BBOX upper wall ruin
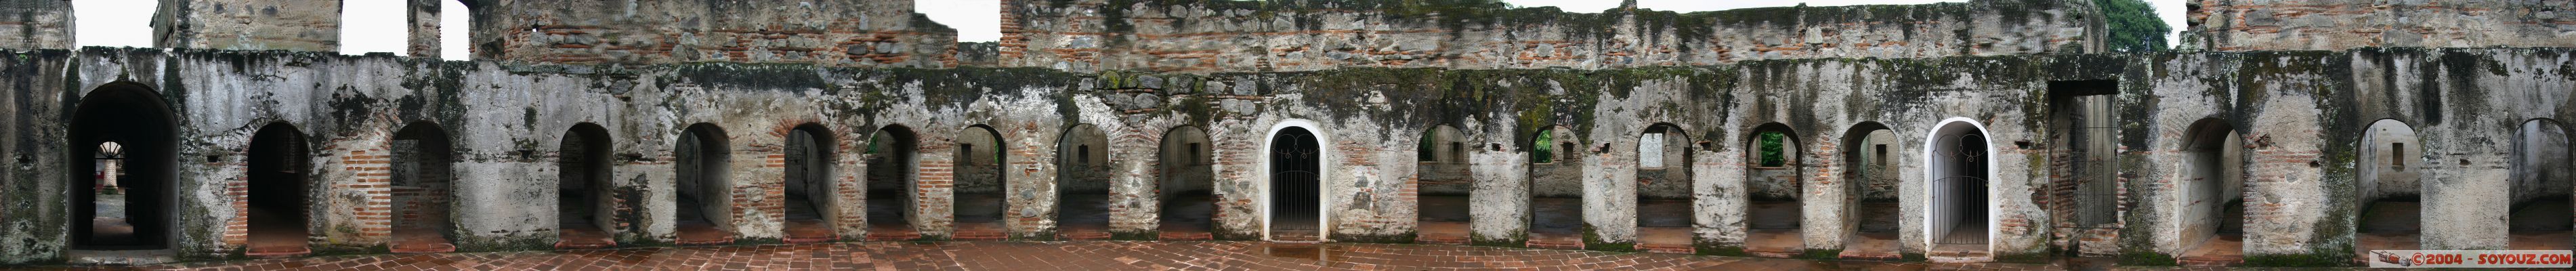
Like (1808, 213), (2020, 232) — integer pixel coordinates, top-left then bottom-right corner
(152, 0), (343, 51)
(1001, 0), (2106, 72)
(0, 1), (72, 50)
(2188, 0), (2576, 51)
(463, 0), (962, 68)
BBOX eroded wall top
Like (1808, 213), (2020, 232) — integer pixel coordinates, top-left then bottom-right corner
(2189, 0), (2576, 51)
(154, 0), (341, 51)
(1000, 0), (2105, 73)
(465, 0), (960, 68)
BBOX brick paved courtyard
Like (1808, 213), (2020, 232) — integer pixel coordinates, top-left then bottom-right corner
(3, 241), (2346, 270)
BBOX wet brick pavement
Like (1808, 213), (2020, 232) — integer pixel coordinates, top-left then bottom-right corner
(7, 241), (2359, 270)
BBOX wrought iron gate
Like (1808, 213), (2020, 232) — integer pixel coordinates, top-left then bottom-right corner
(1271, 128), (1322, 234)
(1934, 133), (1991, 245)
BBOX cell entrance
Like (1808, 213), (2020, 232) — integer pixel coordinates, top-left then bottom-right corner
(782, 125), (837, 243)
(1157, 126), (1217, 240)
(1634, 123), (1693, 251)
(1269, 127), (1322, 241)
(2510, 119), (2571, 250)
(2178, 120), (2246, 264)
(556, 123), (618, 249)
(953, 125), (1007, 238)
(1055, 125), (1112, 239)
(245, 123), (312, 257)
(1839, 123), (1901, 259)
(1527, 126), (1585, 248)
(2357, 119), (2422, 253)
(68, 85), (179, 254)
(672, 123), (735, 245)
(1928, 121), (1991, 255)
(864, 126), (921, 238)
(1744, 123), (1803, 255)
(387, 123), (456, 253)
(1416, 125), (1472, 244)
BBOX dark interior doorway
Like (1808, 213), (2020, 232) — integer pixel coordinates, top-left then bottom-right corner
(1269, 127), (1322, 241)
(245, 123), (311, 257)
(1416, 125), (1473, 244)
(2510, 119), (2571, 250)
(1157, 126), (1217, 240)
(672, 123), (734, 245)
(1634, 123), (1693, 251)
(1527, 126), (1584, 249)
(865, 125), (921, 239)
(1744, 123), (1803, 255)
(782, 124), (837, 243)
(953, 125), (1007, 238)
(1056, 125), (1113, 239)
(556, 123), (618, 249)
(68, 84), (179, 252)
(387, 122), (455, 253)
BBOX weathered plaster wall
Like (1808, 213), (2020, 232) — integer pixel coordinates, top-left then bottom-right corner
(1001, 0), (2103, 73)
(2188, 0), (2576, 51)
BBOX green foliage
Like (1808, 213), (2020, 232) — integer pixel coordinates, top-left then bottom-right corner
(1534, 131), (1555, 163)
(1420, 129), (1438, 161)
(2096, 0), (2170, 52)
(1756, 131), (1786, 167)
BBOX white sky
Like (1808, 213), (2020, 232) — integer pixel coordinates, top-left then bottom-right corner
(74, 1), (2188, 59)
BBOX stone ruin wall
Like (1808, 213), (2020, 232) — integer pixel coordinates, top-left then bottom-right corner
(0, 0), (2563, 268)
(2188, 0), (2576, 51)
(1000, 0), (2105, 72)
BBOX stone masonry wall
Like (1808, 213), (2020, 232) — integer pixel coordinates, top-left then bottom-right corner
(2188, 0), (2576, 51)
(0, 1), (72, 50)
(1001, 0), (2105, 73)
(152, 0), (341, 51)
(463, 0), (960, 68)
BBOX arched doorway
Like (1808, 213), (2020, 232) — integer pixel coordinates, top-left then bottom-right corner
(1157, 126), (1217, 240)
(67, 83), (180, 255)
(1744, 123), (1804, 256)
(1838, 123), (1901, 259)
(1527, 125), (1585, 249)
(1055, 124), (1113, 240)
(245, 123), (312, 257)
(1269, 126), (1324, 241)
(952, 125), (1008, 239)
(1635, 123), (1694, 252)
(1416, 125), (1473, 244)
(672, 123), (735, 245)
(2358, 119), (2422, 253)
(782, 124), (838, 243)
(2510, 119), (2571, 250)
(864, 125), (922, 240)
(555, 123), (618, 249)
(387, 122), (456, 253)
(1925, 118), (1993, 255)
(2177, 119), (2246, 264)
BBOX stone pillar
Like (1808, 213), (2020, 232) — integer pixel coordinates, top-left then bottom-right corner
(407, 0), (442, 58)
